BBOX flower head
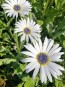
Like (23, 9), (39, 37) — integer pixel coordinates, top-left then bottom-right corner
(2, 0), (31, 18)
(21, 37), (64, 83)
(14, 18), (41, 43)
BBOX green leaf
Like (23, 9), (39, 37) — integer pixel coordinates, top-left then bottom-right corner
(0, 58), (16, 66)
(55, 0), (65, 9)
(2, 33), (10, 41)
(14, 64), (25, 74)
(17, 83), (24, 87)
(45, 8), (60, 24)
(0, 20), (6, 29)
(0, 46), (10, 57)
(37, 20), (43, 26)
(55, 79), (65, 87)
(63, 40), (65, 47)
(0, 30), (2, 38)
(24, 78), (35, 87)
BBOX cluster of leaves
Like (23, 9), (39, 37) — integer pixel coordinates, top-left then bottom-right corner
(0, 0), (65, 87)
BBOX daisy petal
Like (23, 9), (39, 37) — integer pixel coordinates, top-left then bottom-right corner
(21, 58), (36, 63)
(44, 66), (52, 82)
(40, 66), (47, 83)
(50, 52), (64, 56)
(26, 62), (38, 73)
(50, 62), (64, 71)
(25, 62), (35, 70)
(39, 39), (42, 52)
(49, 47), (62, 55)
(32, 65), (40, 79)
(43, 37), (48, 52)
(49, 62), (63, 76)
(20, 34), (25, 42)
(48, 44), (59, 54)
(48, 65), (58, 78)
(24, 44), (36, 54)
(46, 40), (54, 53)
(21, 51), (35, 57)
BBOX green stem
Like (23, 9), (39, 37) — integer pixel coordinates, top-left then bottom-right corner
(15, 18), (21, 53)
(7, 18), (13, 27)
(16, 17), (17, 22)
(42, 83), (46, 87)
(15, 34), (21, 53)
(4, 10), (8, 22)
(5, 17), (14, 41)
(42, 83), (43, 87)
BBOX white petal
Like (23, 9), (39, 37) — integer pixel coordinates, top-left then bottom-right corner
(5, 0), (13, 5)
(24, 44), (36, 55)
(49, 47), (62, 55)
(25, 62), (34, 70)
(26, 35), (29, 43)
(44, 66), (52, 82)
(26, 62), (38, 73)
(49, 62), (63, 76)
(50, 52), (64, 56)
(34, 41), (40, 53)
(29, 35), (36, 43)
(48, 65), (58, 78)
(32, 65), (40, 79)
(14, 28), (23, 33)
(39, 39), (42, 52)
(43, 37), (48, 52)
(46, 40), (54, 53)
(21, 51), (35, 57)
(40, 66), (47, 83)
(48, 44), (59, 54)
(50, 55), (63, 62)
(18, 32), (23, 36)
(21, 58), (36, 63)
(16, 12), (18, 18)
(49, 62), (64, 71)
(20, 34), (25, 42)
(32, 33), (41, 38)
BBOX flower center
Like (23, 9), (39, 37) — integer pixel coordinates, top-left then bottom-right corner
(24, 28), (31, 34)
(37, 53), (48, 64)
(13, 5), (21, 11)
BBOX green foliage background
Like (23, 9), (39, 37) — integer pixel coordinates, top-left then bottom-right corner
(0, 0), (65, 87)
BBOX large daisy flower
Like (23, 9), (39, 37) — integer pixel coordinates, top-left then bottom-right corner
(21, 37), (64, 83)
(2, 0), (31, 18)
(14, 18), (41, 43)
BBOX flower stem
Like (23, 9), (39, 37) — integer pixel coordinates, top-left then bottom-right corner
(15, 18), (21, 53)
(4, 10), (8, 22)
(15, 34), (20, 53)
(7, 18), (13, 27)
(42, 83), (46, 87)
(16, 17), (17, 22)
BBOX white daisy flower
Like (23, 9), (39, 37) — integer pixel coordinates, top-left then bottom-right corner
(21, 37), (64, 83)
(14, 18), (41, 43)
(2, 0), (31, 18)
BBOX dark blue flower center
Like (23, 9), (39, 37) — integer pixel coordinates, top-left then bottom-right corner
(24, 28), (31, 34)
(37, 53), (48, 64)
(14, 5), (20, 11)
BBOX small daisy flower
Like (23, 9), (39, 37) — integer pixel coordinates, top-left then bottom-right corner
(21, 37), (64, 83)
(14, 18), (41, 43)
(2, 0), (31, 18)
